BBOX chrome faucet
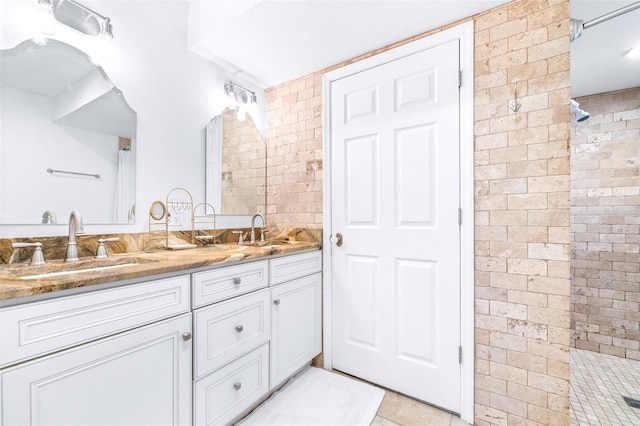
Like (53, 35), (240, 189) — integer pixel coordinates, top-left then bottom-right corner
(250, 213), (266, 243)
(64, 210), (85, 262)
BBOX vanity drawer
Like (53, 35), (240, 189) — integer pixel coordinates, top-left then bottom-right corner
(270, 250), (322, 286)
(194, 288), (270, 379)
(192, 260), (268, 308)
(194, 343), (269, 426)
(0, 275), (190, 368)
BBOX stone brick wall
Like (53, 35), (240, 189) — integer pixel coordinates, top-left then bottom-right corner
(570, 87), (640, 359)
(265, 0), (572, 424)
(473, 1), (571, 425)
(265, 76), (323, 226)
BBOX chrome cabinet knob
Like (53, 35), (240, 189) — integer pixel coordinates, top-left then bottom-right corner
(233, 277), (241, 285)
(273, 299), (281, 306)
(233, 382), (242, 391)
(235, 325), (244, 332)
(182, 332), (192, 341)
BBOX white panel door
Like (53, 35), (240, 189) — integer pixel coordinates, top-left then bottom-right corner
(331, 40), (461, 412)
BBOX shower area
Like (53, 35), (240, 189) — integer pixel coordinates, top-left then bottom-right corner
(569, 1), (640, 424)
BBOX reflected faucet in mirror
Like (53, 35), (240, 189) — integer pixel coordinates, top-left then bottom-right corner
(65, 210), (85, 262)
(250, 213), (266, 243)
(41, 210), (57, 224)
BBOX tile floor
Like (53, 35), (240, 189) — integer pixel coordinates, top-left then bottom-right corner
(570, 348), (640, 425)
(371, 391), (467, 426)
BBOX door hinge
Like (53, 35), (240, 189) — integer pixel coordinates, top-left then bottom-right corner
(458, 70), (462, 88)
(458, 208), (462, 226)
(459, 346), (462, 364)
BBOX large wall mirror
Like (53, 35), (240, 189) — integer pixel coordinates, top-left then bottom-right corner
(205, 108), (266, 216)
(0, 38), (136, 225)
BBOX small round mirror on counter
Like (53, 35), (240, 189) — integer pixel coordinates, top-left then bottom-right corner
(149, 201), (166, 221)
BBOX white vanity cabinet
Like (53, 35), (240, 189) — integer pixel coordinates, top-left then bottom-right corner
(0, 275), (192, 426)
(269, 251), (322, 389)
(192, 251), (322, 425)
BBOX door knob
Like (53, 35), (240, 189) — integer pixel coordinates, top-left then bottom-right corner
(330, 233), (343, 247)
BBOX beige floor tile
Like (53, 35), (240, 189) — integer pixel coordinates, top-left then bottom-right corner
(449, 415), (469, 426)
(376, 390), (454, 426)
(371, 415), (401, 426)
(570, 348), (640, 425)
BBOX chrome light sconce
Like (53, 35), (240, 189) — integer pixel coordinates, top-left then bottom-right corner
(224, 81), (257, 106)
(37, 0), (113, 38)
(224, 81), (257, 121)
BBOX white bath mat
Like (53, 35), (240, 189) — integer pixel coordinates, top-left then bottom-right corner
(237, 367), (384, 426)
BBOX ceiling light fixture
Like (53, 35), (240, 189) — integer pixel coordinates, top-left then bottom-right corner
(37, 0), (113, 38)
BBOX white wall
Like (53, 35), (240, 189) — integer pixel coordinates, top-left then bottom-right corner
(0, 0), (266, 237)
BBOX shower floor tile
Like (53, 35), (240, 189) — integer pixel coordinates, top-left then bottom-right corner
(571, 348), (640, 426)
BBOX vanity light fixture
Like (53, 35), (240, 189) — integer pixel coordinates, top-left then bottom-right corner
(37, 0), (113, 38)
(224, 81), (257, 106)
(224, 81), (256, 121)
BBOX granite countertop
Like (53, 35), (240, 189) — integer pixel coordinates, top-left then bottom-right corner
(0, 240), (321, 302)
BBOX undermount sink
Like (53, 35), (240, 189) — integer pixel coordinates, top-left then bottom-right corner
(197, 244), (248, 251)
(13, 257), (156, 280)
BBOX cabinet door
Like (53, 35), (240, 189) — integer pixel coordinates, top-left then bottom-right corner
(1, 313), (192, 426)
(270, 273), (322, 389)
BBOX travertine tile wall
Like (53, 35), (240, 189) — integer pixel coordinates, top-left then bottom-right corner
(570, 87), (640, 360)
(473, 1), (571, 424)
(265, 1), (571, 424)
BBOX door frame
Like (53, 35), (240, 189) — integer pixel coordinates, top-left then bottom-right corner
(321, 21), (475, 423)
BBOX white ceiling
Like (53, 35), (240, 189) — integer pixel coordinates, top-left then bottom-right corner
(187, 0), (511, 88)
(570, 1), (640, 98)
(187, 0), (640, 94)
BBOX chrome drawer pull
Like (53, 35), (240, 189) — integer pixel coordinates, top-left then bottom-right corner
(233, 277), (241, 285)
(233, 382), (242, 391)
(235, 325), (244, 332)
(182, 332), (192, 341)
(273, 299), (281, 306)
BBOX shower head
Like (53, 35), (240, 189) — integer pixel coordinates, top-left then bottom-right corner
(570, 99), (590, 122)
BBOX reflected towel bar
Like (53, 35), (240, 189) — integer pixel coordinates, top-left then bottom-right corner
(47, 168), (100, 179)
